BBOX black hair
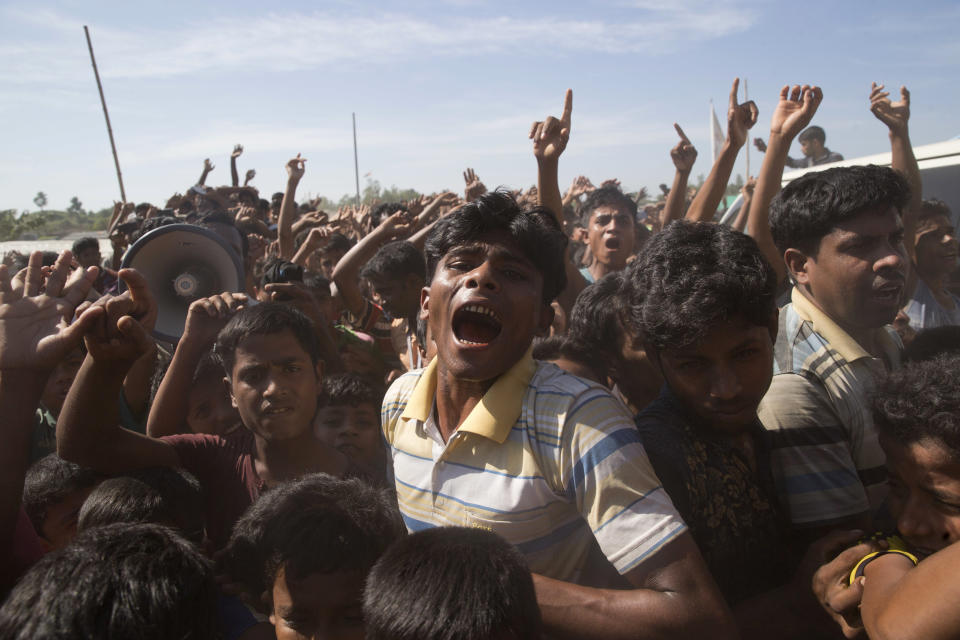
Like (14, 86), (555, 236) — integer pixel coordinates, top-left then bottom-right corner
(70, 237), (99, 255)
(322, 372), (383, 408)
(214, 302), (320, 376)
(371, 202), (408, 229)
(302, 270), (332, 294)
(873, 354), (960, 458)
(424, 190), (567, 304)
(904, 326), (960, 363)
(918, 198), (953, 225)
(360, 240), (426, 282)
(625, 220), (776, 352)
(580, 185), (638, 228)
(199, 211), (249, 258)
(40, 251), (59, 267)
(769, 165), (911, 255)
(320, 232), (353, 256)
(531, 336), (605, 381)
(223, 473), (405, 601)
(364, 527), (542, 640)
(0, 523), (218, 640)
(22, 454), (99, 536)
(568, 272), (628, 360)
(77, 467), (204, 544)
(797, 125), (826, 144)
(130, 215), (178, 244)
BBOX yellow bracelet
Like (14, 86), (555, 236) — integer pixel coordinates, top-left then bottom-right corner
(848, 549), (919, 585)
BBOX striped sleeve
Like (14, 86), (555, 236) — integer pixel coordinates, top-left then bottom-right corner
(758, 372), (870, 526)
(552, 387), (687, 574)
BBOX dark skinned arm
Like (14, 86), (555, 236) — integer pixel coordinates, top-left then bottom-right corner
(662, 124), (697, 228)
(278, 154), (306, 260)
(230, 144), (243, 187)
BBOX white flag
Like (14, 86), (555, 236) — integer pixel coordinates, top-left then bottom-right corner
(710, 101), (725, 163)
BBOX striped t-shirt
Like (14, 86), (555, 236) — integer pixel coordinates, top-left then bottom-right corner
(758, 288), (901, 528)
(381, 351), (686, 587)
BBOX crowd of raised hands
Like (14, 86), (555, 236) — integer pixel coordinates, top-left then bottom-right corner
(1, 74), (955, 640)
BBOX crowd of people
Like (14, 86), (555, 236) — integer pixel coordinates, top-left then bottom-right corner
(0, 77), (958, 640)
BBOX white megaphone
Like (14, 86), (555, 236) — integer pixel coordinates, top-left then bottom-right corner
(119, 224), (245, 343)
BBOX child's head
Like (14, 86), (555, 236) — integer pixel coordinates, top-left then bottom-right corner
(579, 185), (637, 271)
(215, 303), (323, 442)
(531, 335), (604, 383)
(22, 454), (99, 551)
(318, 233), (353, 280)
(77, 467), (205, 545)
(39, 345), (85, 418)
(315, 373), (385, 474)
(186, 351), (241, 435)
(873, 354), (960, 557)
(625, 220), (777, 430)
(364, 527), (542, 640)
(224, 474), (404, 638)
(422, 191), (567, 382)
(360, 240), (425, 320)
(0, 523), (218, 640)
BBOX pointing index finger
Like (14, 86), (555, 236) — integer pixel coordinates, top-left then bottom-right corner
(561, 89), (573, 125)
(729, 77), (740, 109)
(674, 123), (691, 144)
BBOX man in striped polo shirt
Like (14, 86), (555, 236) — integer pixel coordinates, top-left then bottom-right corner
(381, 191), (735, 639)
(758, 165), (913, 543)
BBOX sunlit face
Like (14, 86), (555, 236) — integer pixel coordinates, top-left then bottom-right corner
(656, 316), (775, 433)
(423, 232), (553, 385)
(793, 206), (907, 332)
(229, 331), (323, 442)
(915, 214), (959, 278)
(587, 205), (635, 270)
(882, 436), (960, 558)
(271, 566), (366, 640)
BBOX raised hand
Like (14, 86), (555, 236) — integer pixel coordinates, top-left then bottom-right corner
(0, 251), (100, 371)
(291, 211), (328, 234)
(405, 194), (428, 218)
(753, 138), (768, 153)
(600, 178), (621, 190)
(741, 175), (757, 199)
(463, 168), (487, 202)
(82, 269), (158, 367)
(378, 210), (416, 240)
(568, 175), (596, 198)
(670, 124), (698, 173)
(285, 154), (307, 181)
(769, 84), (823, 140)
(530, 89), (573, 162)
(727, 78), (759, 148)
(231, 144), (244, 159)
(244, 169), (256, 186)
(203, 158), (215, 172)
(183, 292), (248, 348)
(870, 82), (910, 135)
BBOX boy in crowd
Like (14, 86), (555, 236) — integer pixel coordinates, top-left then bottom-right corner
(382, 191), (735, 639)
(224, 474), (405, 639)
(30, 345), (84, 462)
(364, 527), (542, 640)
(22, 454), (99, 552)
(0, 523), (219, 640)
(56, 270), (354, 549)
(576, 185), (637, 284)
(903, 199), (960, 329)
(627, 220), (792, 606)
(820, 355), (960, 639)
(314, 373), (386, 481)
(754, 125), (843, 168)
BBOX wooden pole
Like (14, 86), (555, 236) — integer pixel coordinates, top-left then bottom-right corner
(352, 113), (361, 206)
(84, 26), (127, 205)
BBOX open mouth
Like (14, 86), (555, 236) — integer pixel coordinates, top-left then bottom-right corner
(262, 406), (292, 416)
(874, 283), (903, 303)
(604, 237), (621, 250)
(452, 303), (503, 346)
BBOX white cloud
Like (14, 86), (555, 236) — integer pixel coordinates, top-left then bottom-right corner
(0, 4), (757, 84)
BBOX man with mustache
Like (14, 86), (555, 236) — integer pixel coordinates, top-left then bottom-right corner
(758, 162), (912, 544)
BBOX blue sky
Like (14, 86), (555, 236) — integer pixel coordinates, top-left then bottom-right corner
(2, 0), (958, 213)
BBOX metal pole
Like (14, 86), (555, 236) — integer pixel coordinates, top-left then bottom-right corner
(352, 113), (361, 206)
(743, 78), (750, 178)
(83, 26), (126, 204)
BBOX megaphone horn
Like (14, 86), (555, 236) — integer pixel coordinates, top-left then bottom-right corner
(119, 223), (245, 344)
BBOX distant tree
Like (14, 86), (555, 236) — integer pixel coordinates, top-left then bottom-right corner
(67, 196), (84, 215)
(33, 192), (47, 211)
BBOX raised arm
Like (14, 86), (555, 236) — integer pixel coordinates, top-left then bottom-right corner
(198, 158), (214, 186)
(871, 83), (920, 261)
(331, 210), (414, 317)
(278, 154), (306, 260)
(230, 144), (243, 187)
(662, 124), (698, 228)
(748, 84), (823, 283)
(0, 251), (100, 587)
(146, 292), (248, 438)
(530, 89), (588, 312)
(731, 176), (756, 232)
(57, 269), (180, 474)
(243, 168), (256, 187)
(686, 78), (758, 222)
